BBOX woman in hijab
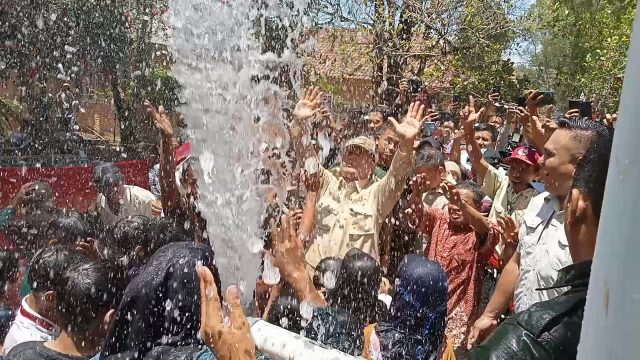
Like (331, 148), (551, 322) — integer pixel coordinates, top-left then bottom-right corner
(101, 242), (221, 360)
(366, 254), (449, 360)
(304, 248), (382, 356)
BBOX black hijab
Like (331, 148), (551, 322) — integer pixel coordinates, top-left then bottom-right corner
(376, 254), (448, 360)
(305, 249), (382, 356)
(102, 242), (221, 360)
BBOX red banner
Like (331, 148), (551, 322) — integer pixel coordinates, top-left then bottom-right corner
(0, 158), (157, 211)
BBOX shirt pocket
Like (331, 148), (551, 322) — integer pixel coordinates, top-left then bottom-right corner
(316, 200), (338, 234)
(348, 205), (376, 244)
(545, 221), (570, 271)
(519, 214), (543, 255)
(537, 223), (570, 285)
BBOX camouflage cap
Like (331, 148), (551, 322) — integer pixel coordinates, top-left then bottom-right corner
(342, 136), (376, 156)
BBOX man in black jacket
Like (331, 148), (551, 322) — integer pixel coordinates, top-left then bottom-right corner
(472, 120), (614, 359)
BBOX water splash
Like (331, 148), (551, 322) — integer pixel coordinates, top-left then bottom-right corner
(168, 0), (307, 301)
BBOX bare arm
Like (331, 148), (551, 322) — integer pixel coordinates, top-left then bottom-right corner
(526, 115), (547, 153)
(375, 148), (414, 219)
(485, 250), (519, 317)
(449, 134), (464, 165)
(298, 190), (317, 247)
(145, 101), (180, 212)
(463, 111), (491, 183)
(290, 87), (323, 167)
(272, 215), (326, 307)
(375, 102), (426, 219)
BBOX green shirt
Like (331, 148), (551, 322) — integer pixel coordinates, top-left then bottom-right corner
(374, 166), (388, 180)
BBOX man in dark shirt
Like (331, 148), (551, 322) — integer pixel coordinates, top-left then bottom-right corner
(472, 119), (613, 359)
(7, 257), (121, 360)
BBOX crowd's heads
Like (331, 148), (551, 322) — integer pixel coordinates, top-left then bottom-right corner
(100, 216), (190, 279)
(473, 123), (497, 150)
(488, 115), (504, 129)
(55, 260), (121, 336)
(473, 123), (498, 149)
(102, 242), (220, 359)
(28, 246), (86, 318)
(93, 162), (125, 202)
(376, 125), (399, 169)
(416, 137), (443, 153)
(101, 216), (152, 263)
(543, 117), (610, 198)
(565, 120), (614, 262)
(313, 256), (342, 291)
(504, 146), (540, 193)
(448, 181), (485, 226)
(327, 248), (381, 327)
(45, 211), (91, 246)
(341, 136), (377, 181)
(266, 285), (303, 333)
(414, 147), (446, 191)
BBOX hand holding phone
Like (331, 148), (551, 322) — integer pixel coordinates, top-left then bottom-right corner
(568, 99), (592, 118)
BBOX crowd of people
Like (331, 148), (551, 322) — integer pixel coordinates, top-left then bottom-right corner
(0, 78), (617, 360)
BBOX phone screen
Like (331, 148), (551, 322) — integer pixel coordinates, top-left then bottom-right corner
(422, 122), (437, 137)
(539, 91), (555, 106)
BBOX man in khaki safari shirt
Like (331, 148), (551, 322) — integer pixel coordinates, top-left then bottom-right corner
(305, 102), (426, 269)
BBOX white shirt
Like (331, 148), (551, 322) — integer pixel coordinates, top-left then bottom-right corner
(97, 185), (157, 226)
(513, 192), (573, 313)
(3, 296), (60, 356)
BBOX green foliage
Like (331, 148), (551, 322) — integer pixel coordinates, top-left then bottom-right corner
(524, 0), (635, 112)
(310, 0), (530, 104)
(127, 67), (183, 113)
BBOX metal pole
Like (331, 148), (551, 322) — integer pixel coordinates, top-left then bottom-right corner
(578, 2), (640, 359)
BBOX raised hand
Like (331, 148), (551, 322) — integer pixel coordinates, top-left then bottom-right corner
(496, 214), (519, 246)
(605, 113), (617, 126)
(506, 107), (519, 125)
(515, 107), (530, 127)
(271, 215), (306, 278)
(463, 106), (485, 133)
(441, 182), (462, 206)
(423, 110), (441, 124)
(9, 182), (37, 208)
(75, 239), (102, 261)
(388, 101), (426, 151)
(525, 91), (544, 115)
(293, 87), (323, 121)
(144, 100), (173, 137)
(399, 78), (409, 95)
(197, 265), (256, 360)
